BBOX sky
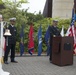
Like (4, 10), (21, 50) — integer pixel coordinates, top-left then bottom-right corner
(20, 0), (46, 14)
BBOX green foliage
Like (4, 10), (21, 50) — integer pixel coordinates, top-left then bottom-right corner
(26, 13), (44, 24)
(18, 0), (28, 4)
(0, 0), (3, 4)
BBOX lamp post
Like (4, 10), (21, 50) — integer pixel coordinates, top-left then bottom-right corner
(0, 15), (10, 75)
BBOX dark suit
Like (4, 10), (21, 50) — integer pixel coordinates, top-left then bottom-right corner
(4, 24), (17, 62)
(49, 26), (60, 61)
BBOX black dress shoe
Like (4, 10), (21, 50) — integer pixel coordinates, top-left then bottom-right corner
(4, 61), (9, 64)
(11, 60), (18, 63)
(49, 58), (52, 63)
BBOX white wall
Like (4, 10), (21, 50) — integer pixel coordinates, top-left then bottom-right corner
(52, 0), (74, 19)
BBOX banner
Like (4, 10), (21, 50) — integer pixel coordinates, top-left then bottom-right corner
(60, 25), (64, 37)
(28, 25), (34, 55)
(38, 25), (42, 56)
(20, 25), (24, 56)
(66, 8), (76, 54)
(44, 25), (50, 56)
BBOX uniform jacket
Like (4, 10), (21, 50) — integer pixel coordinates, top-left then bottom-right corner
(50, 25), (60, 45)
(7, 25), (17, 44)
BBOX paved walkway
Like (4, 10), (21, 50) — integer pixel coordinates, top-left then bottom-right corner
(2, 56), (76, 75)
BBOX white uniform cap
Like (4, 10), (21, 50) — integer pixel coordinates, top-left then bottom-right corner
(9, 17), (16, 21)
(53, 20), (58, 22)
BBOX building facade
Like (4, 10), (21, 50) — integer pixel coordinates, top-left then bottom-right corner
(43, 0), (74, 19)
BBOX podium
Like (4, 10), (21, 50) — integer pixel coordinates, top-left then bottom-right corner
(52, 36), (74, 66)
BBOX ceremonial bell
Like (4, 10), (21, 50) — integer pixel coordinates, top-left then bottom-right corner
(4, 29), (11, 36)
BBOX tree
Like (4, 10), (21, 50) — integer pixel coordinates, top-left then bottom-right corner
(0, 0), (3, 4)
(0, 0), (28, 51)
(0, 0), (28, 23)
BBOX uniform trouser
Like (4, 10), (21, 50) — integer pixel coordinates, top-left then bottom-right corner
(4, 44), (16, 62)
(49, 46), (52, 61)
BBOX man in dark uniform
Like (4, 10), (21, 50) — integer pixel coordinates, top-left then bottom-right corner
(4, 18), (18, 64)
(49, 20), (60, 62)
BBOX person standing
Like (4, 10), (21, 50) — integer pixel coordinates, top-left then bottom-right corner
(4, 17), (18, 64)
(49, 20), (60, 62)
